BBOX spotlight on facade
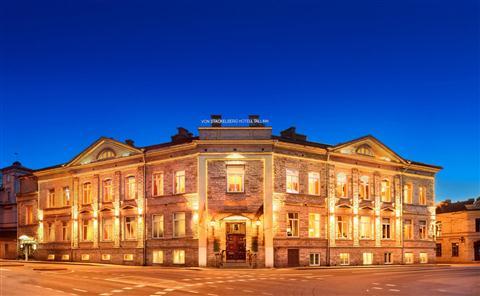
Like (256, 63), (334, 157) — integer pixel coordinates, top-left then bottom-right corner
(210, 220), (216, 228)
(256, 220), (261, 226)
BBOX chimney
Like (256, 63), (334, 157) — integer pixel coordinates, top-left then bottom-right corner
(125, 139), (135, 147)
(248, 115), (264, 127)
(280, 127), (307, 142)
(211, 114), (222, 127)
(171, 127), (193, 143)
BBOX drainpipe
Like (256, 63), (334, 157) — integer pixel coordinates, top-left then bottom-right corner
(400, 161), (412, 265)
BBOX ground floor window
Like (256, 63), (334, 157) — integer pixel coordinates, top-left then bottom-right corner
(124, 254), (134, 261)
(101, 254), (111, 261)
(61, 254), (69, 261)
(173, 249), (185, 264)
(363, 252), (373, 265)
(153, 250), (164, 264)
(309, 253), (320, 266)
(47, 254), (55, 260)
(384, 252), (392, 264)
(339, 253), (349, 265)
(419, 253), (428, 263)
(436, 243), (442, 257)
(81, 254), (90, 261)
(452, 243), (459, 257)
(404, 253), (413, 264)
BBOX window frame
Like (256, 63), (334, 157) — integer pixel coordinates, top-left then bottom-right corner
(152, 172), (164, 197)
(336, 216), (349, 239)
(452, 242), (459, 257)
(226, 166), (245, 193)
(359, 216), (372, 239)
(125, 176), (136, 200)
(403, 219), (413, 240)
(339, 253), (350, 265)
(82, 182), (92, 205)
(286, 169), (299, 194)
(152, 250), (164, 264)
(152, 214), (164, 238)
(102, 179), (113, 202)
(173, 249), (186, 264)
(62, 186), (70, 206)
(363, 252), (373, 265)
(47, 189), (56, 208)
(384, 252), (393, 264)
(25, 205), (34, 225)
(286, 212), (299, 237)
(124, 216), (137, 240)
(309, 253), (320, 266)
(403, 183), (413, 204)
(173, 212), (186, 238)
(381, 179), (391, 202)
(335, 172), (348, 198)
(102, 217), (113, 241)
(359, 175), (370, 200)
(382, 218), (391, 239)
(419, 220), (427, 240)
(419, 186), (427, 205)
(307, 172), (320, 195)
(174, 170), (186, 194)
(308, 213), (321, 238)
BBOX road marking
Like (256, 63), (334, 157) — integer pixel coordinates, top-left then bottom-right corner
(386, 284), (396, 287)
(73, 288), (88, 293)
(164, 288), (175, 291)
(372, 287), (383, 290)
(111, 290), (124, 293)
(389, 289), (400, 292)
(122, 287), (132, 290)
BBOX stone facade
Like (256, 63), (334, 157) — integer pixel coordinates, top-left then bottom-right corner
(15, 120), (442, 267)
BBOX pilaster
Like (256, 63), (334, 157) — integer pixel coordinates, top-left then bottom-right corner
(327, 164), (336, 248)
(352, 168), (359, 246)
(374, 172), (381, 247)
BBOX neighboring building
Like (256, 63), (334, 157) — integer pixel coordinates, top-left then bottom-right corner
(0, 162), (32, 258)
(16, 116), (442, 267)
(435, 198), (480, 262)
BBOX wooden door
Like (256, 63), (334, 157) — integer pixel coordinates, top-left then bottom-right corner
(474, 241), (480, 261)
(287, 249), (300, 267)
(226, 234), (246, 261)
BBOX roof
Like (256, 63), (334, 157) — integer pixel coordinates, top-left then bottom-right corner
(436, 197), (480, 214)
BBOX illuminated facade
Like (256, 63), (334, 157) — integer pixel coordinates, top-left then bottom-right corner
(17, 117), (442, 267)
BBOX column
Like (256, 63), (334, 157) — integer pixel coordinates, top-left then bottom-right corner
(92, 175), (99, 248)
(136, 166), (145, 248)
(394, 175), (402, 247)
(263, 155), (274, 268)
(374, 172), (381, 247)
(352, 168), (359, 247)
(113, 171), (121, 248)
(327, 164), (336, 248)
(72, 177), (79, 248)
(198, 156), (208, 267)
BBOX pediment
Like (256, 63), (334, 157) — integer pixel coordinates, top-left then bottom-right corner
(331, 135), (406, 164)
(67, 137), (142, 167)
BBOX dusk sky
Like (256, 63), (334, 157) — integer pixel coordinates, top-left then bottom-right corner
(1, 0), (478, 201)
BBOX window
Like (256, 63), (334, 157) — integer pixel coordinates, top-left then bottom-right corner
(152, 173), (164, 196)
(359, 176), (369, 199)
(25, 205), (33, 225)
(419, 186), (427, 205)
(124, 254), (134, 261)
(356, 144), (374, 156)
(286, 169), (299, 194)
(152, 215), (164, 238)
(61, 254), (70, 261)
(125, 176), (136, 200)
(97, 149), (115, 160)
(308, 172), (320, 195)
(404, 253), (413, 264)
(384, 252), (393, 264)
(403, 183), (413, 204)
(359, 216), (372, 239)
(382, 218), (391, 239)
(436, 243), (442, 257)
(476, 218), (480, 232)
(381, 179), (391, 202)
(124, 216), (137, 240)
(363, 252), (373, 265)
(153, 250), (164, 264)
(47, 254), (55, 260)
(452, 243), (459, 257)
(419, 220), (427, 240)
(404, 219), (413, 240)
(436, 221), (442, 237)
(173, 212), (186, 237)
(61, 222), (70, 241)
(308, 213), (321, 238)
(173, 249), (185, 264)
(81, 254), (90, 261)
(174, 171), (186, 194)
(48, 189), (55, 208)
(286, 213), (299, 237)
(82, 183), (92, 204)
(339, 253), (349, 265)
(419, 253), (428, 263)
(227, 166), (244, 192)
(102, 254), (111, 261)
(102, 218), (113, 241)
(103, 179), (113, 202)
(82, 219), (93, 241)
(47, 222), (55, 242)
(336, 216), (349, 239)
(335, 173), (347, 198)
(309, 253), (320, 266)
(62, 187), (70, 206)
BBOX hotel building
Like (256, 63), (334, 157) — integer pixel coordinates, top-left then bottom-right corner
(16, 116), (442, 267)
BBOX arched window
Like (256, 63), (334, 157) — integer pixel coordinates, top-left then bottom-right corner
(97, 149), (116, 161)
(336, 173), (348, 198)
(356, 144), (374, 157)
(381, 179), (391, 202)
(359, 175), (369, 200)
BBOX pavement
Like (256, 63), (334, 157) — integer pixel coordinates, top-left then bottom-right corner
(0, 262), (479, 296)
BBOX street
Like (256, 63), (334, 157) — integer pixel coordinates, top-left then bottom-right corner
(0, 263), (478, 296)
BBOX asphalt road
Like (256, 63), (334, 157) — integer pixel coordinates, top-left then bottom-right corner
(0, 262), (479, 296)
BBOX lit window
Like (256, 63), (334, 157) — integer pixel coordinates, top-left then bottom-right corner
(403, 219), (413, 240)
(308, 172), (320, 195)
(125, 176), (136, 200)
(62, 222), (70, 241)
(81, 254), (90, 261)
(308, 213), (321, 238)
(48, 189), (56, 208)
(152, 215), (164, 238)
(359, 216), (372, 239)
(336, 216), (349, 239)
(381, 179), (391, 202)
(61, 254), (70, 261)
(152, 173), (164, 196)
(384, 252), (393, 264)
(336, 173), (348, 198)
(419, 186), (427, 205)
(123, 254), (134, 261)
(419, 220), (427, 240)
(82, 219), (93, 241)
(359, 176), (369, 199)
(309, 253), (320, 266)
(452, 243), (459, 257)
(287, 213), (299, 237)
(173, 212), (186, 237)
(435, 221), (442, 237)
(173, 249), (185, 264)
(339, 253), (349, 265)
(97, 149), (116, 160)
(102, 217), (113, 241)
(404, 253), (413, 264)
(403, 183), (413, 204)
(419, 253), (428, 263)
(286, 169), (299, 194)
(124, 216), (137, 240)
(103, 179), (113, 202)
(47, 254), (55, 260)
(62, 187), (70, 206)
(227, 166), (244, 193)
(356, 144), (374, 156)
(174, 171), (186, 194)
(25, 205), (33, 225)
(363, 252), (373, 265)
(153, 250), (164, 264)
(382, 218), (391, 239)
(82, 183), (92, 204)
(102, 254), (111, 261)
(47, 222), (55, 242)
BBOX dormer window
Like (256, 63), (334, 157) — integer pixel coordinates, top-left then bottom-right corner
(97, 149), (116, 161)
(356, 144), (374, 157)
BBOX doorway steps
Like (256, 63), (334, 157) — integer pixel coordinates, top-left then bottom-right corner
(221, 262), (251, 269)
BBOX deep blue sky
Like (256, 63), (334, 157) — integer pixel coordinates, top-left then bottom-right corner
(1, 0), (478, 201)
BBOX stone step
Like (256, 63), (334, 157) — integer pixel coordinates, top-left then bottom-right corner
(222, 262), (251, 269)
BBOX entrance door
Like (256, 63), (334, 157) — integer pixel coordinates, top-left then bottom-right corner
(226, 222), (246, 261)
(288, 249), (300, 267)
(474, 241), (480, 261)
